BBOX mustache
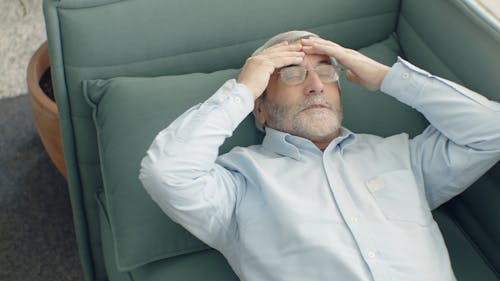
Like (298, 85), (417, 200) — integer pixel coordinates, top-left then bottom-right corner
(298, 95), (333, 112)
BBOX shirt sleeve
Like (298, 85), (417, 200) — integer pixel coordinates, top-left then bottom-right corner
(380, 57), (500, 210)
(138, 79), (254, 250)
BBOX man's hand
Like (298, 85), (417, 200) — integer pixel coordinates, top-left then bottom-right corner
(301, 37), (390, 91)
(237, 42), (305, 99)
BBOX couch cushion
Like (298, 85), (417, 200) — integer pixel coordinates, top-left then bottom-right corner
(83, 35), (426, 271)
(84, 68), (265, 270)
(433, 205), (500, 281)
(96, 190), (239, 281)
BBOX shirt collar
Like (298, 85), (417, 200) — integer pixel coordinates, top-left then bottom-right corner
(261, 127), (357, 160)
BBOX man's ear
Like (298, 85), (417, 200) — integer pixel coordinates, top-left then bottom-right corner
(253, 97), (267, 125)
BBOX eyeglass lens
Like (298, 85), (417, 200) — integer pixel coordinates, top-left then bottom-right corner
(279, 64), (339, 85)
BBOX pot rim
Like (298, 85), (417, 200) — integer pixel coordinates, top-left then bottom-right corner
(27, 41), (57, 113)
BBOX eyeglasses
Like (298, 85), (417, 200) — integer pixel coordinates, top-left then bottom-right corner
(277, 64), (340, 86)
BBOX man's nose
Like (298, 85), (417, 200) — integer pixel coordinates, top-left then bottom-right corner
(304, 70), (324, 95)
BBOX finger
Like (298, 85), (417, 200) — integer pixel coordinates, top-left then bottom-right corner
(302, 42), (346, 61)
(264, 51), (306, 62)
(300, 37), (348, 57)
(262, 42), (303, 54)
(265, 44), (303, 55)
(263, 51), (305, 59)
(265, 41), (288, 50)
(269, 55), (305, 69)
(257, 41), (288, 55)
(345, 69), (359, 82)
(302, 41), (359, 69)
(301, 37), (342, 48)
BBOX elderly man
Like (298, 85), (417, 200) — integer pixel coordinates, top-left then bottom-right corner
(139, 31), (500, 281)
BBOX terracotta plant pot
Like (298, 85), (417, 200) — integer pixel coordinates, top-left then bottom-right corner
(27, 41), (67, 179)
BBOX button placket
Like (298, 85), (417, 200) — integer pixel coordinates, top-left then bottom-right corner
(324, 153), (381, 268)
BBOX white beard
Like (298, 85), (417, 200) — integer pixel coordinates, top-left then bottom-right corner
(263, 94), (343, 141)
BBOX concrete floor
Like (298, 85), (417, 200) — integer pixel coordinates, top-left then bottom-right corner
(0, 94), (84, 281)
(0, 0), (46, 99)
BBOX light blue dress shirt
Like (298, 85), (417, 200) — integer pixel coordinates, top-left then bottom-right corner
(139, 57), (500, 281)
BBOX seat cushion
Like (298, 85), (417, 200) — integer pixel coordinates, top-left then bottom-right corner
(96, 190), (239, 281)
(83, 34), (426, 272)
(433, 205), (500, 281)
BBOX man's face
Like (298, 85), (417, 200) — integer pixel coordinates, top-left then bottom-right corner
(256, 53), (343, 144)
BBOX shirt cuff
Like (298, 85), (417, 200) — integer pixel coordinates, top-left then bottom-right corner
(381, 57), (498, 111)
(380, 56), (430, 106)
(205, 79), (255, 130)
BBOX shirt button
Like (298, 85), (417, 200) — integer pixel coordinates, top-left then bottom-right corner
(368, 251), (376, 259)
(402, 72), (410, 80)
(350, 217), (358, 223)
(233, 96), (241, 103)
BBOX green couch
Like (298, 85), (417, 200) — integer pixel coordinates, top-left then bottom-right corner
(43, 0), (500, 280)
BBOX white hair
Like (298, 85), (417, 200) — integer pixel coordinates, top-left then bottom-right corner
(251, 30), (340, 132)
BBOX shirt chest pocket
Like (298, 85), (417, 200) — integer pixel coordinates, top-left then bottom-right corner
(366, 170), (433, 226)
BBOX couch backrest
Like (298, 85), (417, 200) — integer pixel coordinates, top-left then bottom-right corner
(398, 0), (500, 101)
